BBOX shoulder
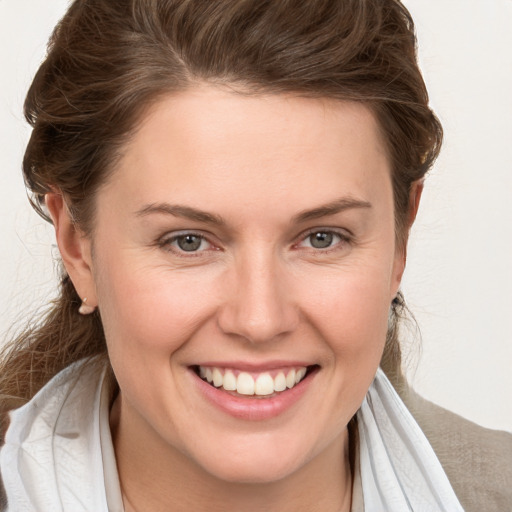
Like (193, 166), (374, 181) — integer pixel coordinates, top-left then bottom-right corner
(0, 357), (109, 511)
(403, 388), (512, 512)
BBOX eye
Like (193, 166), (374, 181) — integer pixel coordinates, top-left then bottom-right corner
(297, 230), (349, 250)
(308, 231), (335, 249)
(159, 232), (213, 254)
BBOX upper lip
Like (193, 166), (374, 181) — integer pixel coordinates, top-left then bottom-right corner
(191, 360), (315, 372)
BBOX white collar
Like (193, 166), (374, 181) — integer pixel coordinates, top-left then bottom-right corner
(355, 368), (464, 511)
(0, 360), (123, 512)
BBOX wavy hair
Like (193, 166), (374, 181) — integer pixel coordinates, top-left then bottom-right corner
(0, 0), (442, 436)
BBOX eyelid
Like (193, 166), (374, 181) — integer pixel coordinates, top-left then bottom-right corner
(157, 230), (218, 255)
(156, 227), (352, 256)
(294, 227), (353, 249)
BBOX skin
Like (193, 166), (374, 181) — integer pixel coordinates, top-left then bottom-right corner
(47, 87), (413, 512)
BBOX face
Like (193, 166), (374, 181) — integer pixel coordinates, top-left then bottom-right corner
(82, 87), (403, 483)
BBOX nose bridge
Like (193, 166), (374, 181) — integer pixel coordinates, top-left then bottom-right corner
(217, 246), (298, 344)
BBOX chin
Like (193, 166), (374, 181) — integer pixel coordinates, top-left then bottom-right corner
(183, 430), (326, 486)
(200, 456), (303, 485)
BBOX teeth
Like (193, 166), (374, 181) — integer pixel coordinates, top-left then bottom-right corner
(255, 373), (274, 395)
(197, 366), (309, 396)
(286, 369), (296, 389)
(223, 370), (237, 391)
(212, 368), (223, 387)
(295, 367), (307, 384)
(274, 372), (286, 392)
(237, 372), (255, 395)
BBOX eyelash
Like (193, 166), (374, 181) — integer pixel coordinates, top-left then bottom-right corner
(295, 228), (352, 253)
(157, 228), (352, 257)
(158, 231), (216, 257)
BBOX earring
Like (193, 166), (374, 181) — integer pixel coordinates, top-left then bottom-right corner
(78, 297), (96, 315)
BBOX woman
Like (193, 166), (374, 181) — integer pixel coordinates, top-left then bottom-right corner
(0, 1), (510, 511)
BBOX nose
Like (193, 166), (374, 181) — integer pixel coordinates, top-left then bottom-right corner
(216, 251), (299, 344)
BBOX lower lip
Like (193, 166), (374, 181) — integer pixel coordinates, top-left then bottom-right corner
(190, 368), (317, 421)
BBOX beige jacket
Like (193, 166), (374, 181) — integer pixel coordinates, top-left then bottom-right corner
(401, 388), (512, 511)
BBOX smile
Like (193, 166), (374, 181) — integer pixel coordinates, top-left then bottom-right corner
(197, 366), (309, 397)
(190, 363), (319, 420)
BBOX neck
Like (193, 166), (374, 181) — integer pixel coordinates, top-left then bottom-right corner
(111, 396), (353, 512)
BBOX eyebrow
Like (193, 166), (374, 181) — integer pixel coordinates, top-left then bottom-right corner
(135, 203), (225, 225)
(292, 197), (372, 223)
(134, 196), (372, 225)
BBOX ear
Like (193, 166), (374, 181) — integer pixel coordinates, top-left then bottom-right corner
(45, 192), (97, 307)
(391, 180), (424, 297)
(408, 179), (424, 227)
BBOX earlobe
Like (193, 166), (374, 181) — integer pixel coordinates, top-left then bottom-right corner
(45, 192), (97, 308)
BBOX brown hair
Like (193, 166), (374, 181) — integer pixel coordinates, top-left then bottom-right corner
(0, 0), (442, 432)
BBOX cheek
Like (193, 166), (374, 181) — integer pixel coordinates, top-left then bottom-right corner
(298, 264), (392, 382)
(302, 264), (392, 340)
(94, 250), (217, 358)
(93, 255), (219, 423)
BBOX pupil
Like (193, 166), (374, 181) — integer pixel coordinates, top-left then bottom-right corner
(177, 235), (202, 251)
(311, 232), (333, 249)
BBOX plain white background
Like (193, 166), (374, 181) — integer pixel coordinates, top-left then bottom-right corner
(1, 1), (511, 432)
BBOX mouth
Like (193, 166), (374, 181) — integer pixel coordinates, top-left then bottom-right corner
(191, 364), (319, 399)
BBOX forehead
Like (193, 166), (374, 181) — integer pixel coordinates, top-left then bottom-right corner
(104, 87), (391, 219)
